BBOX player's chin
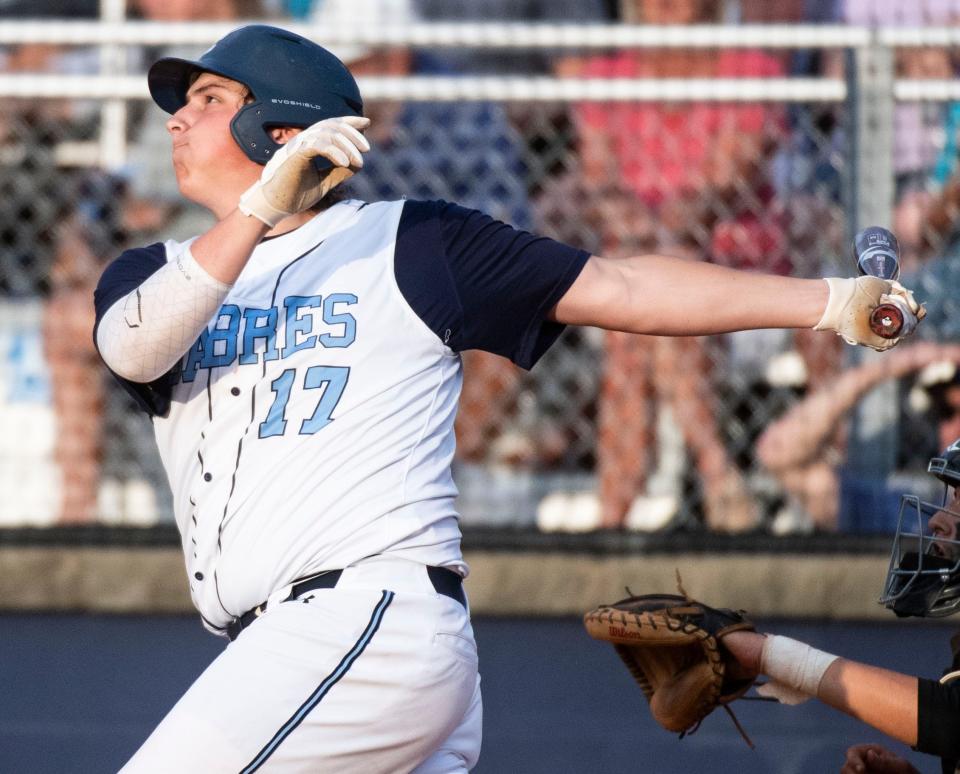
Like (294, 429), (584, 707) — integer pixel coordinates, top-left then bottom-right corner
(172, 167), (198, 200)
(171, 161), (188, 185)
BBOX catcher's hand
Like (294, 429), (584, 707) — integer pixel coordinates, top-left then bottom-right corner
(814, 276), (924, 351)
(239, 115), (371, 227)
(584, 591), (757, 742)
(841, 743), (921, 774)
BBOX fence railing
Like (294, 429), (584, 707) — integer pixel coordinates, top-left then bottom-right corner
(1, 20), (958, 534)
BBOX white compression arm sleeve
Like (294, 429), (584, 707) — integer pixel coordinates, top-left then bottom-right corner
(96, 247), (232, 383)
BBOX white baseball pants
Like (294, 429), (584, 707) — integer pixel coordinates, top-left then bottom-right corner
(120, 559), (482, 773)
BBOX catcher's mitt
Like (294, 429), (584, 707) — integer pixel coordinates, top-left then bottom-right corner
(584, 588), (758, 745)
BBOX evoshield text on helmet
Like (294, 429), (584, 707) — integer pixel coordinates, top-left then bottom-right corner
(147, 24), (364, 166)
(880, 439), (960, 617)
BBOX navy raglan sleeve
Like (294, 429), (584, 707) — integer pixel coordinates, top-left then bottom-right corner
(394, 200), (589, 369)
(92, 243), (177, 417)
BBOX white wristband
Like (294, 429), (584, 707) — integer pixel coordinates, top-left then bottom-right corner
(238, 182), (287, 228)
(813, 277), (851, 333)
(760, 635), (839, 697)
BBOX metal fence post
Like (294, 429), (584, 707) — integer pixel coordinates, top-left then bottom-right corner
(99, 0), (128, 171)
(846, 37), (898, 482)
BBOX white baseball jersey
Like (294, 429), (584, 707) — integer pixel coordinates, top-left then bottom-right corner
(94, 198), (588, 634)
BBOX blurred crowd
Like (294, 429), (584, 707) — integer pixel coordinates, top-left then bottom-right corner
(3, 0), (960, 536)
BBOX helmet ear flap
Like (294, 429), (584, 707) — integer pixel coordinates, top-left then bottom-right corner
(230, 101), (336, 171)
(230, 102), (279, 165)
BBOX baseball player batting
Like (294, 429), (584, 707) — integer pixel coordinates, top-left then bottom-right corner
(92, 24), (923, 773)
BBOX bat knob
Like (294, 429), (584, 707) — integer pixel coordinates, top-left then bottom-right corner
(870, 303), (904, 339)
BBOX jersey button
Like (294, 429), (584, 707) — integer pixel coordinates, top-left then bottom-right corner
(231, 387), (240, 396)
(194, 572), (204, 581)
(203, 472), (212, 482)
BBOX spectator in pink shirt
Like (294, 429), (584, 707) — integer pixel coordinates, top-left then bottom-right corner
(557, 0), (794, 531)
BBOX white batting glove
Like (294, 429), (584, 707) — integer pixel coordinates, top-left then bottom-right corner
(813, 276), (925, 352)
(238, 115), (371, 228)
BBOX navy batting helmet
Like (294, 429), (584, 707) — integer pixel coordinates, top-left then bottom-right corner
(148, 24), (364, 165)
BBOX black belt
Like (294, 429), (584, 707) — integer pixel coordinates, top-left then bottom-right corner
(226, 565), (465, 642)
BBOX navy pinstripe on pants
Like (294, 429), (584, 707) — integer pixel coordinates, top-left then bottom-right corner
(239, 590), (395, 773)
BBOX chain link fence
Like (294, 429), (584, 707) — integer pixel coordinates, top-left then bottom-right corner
(2, 7), (959, 535)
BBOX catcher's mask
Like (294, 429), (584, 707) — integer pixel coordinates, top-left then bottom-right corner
(880, 440), (960, 618)
(148, 24), (364, 167)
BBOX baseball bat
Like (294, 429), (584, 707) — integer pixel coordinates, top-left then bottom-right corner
(852, 226), (904, 339)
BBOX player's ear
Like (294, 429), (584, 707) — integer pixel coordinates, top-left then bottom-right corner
(269, 126), (301, 145)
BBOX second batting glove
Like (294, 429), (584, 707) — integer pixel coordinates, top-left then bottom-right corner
(239, 115), (371, 228)
(814, 276), (925, 351)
